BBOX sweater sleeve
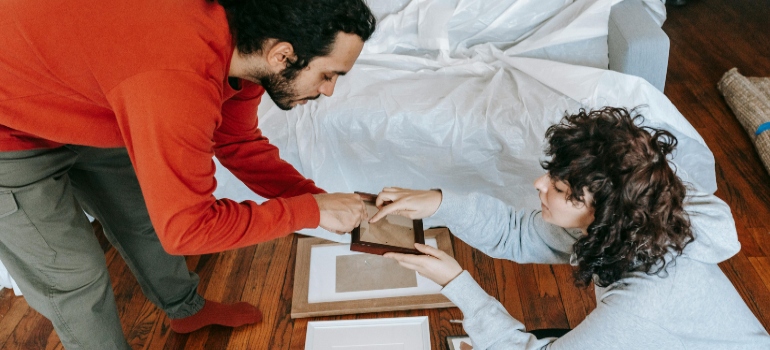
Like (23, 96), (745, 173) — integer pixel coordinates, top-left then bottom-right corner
(443, 272), (684, 350)
(441, 271), (553, 349)
(106, 70), (320, 255)
(214, 82), (325, 198)
(425, 191), (581, 264)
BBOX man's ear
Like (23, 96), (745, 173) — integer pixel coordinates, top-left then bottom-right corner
(265, 41), (296, 72)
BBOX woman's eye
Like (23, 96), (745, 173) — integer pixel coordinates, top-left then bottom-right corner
(552, 182), (566, 193)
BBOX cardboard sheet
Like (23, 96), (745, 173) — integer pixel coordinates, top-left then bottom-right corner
(359, 203), (416, 249)
(335, 254), (418, 293)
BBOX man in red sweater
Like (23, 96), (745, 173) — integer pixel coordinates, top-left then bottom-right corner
(0, 0), (375, 348)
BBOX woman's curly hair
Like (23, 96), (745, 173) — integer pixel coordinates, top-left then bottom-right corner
(541, 107), (694, 288)
(215, 0), (376, 71)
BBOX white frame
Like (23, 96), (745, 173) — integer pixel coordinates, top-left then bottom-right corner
(305, 316), (431, 350)
(307, 237), (443, 303)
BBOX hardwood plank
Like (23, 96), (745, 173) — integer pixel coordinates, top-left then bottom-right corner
(241, 236), (295, 349)
(0, 296), (30, 349)
(2, 307), (48, 350)
(749, 257), (770, 294)
(43, 332), (62, 350)
(265, 235), (300, 350)
(141, 314), (172, 350)
(125, 300), (162, 350)
(732, 217), (765, 258)
(749, 228), (770, 256)
(493, 259), (526, 321)
(433, 306), (465, 347)
(721, 252), (770, 329)
(516, 264), (570, 330)
(553, 265), (596, 329)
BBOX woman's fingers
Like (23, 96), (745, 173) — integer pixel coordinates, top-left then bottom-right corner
(393, 259), (420, 271)
(382, 187), (404, 192)
(385, 252), (431, 271)
(413, 242), (446, 258)
(385, 245), (462, 286)
(370, 199), (411, 222)
(375, 191), (399, 208)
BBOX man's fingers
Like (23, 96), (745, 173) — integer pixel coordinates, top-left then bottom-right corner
(360, 200), (368, 222)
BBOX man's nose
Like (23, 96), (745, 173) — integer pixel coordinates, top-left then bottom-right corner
(318, 77), (337, 96)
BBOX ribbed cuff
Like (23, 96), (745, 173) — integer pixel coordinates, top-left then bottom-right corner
(424, 189), (461, 228)
(441, 270), (493, 318)
(285, 193), (320, 231)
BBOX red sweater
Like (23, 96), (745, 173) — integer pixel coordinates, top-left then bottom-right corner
(0, 0), (324, 254)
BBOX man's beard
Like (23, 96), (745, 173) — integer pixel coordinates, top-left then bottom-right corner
(260, 66), (311, 111)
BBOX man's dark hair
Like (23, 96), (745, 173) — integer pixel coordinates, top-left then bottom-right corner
(215, 0), (376, 71)
(542, 107), (694, 288)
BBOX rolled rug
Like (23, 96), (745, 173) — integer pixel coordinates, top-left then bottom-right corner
(718, 68), (770, 176)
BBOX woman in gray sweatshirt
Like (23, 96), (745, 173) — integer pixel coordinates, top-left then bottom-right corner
(372, 107), (770, 349)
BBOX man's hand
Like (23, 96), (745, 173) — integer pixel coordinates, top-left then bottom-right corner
(384, 243), (463, 286)
(369, 187), (442, 223)
(313, 193), (367, 234)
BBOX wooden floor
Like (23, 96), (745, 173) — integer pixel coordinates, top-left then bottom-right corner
(1, 0), (769, 349)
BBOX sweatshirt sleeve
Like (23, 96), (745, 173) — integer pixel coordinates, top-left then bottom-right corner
(441, 271), (554, 349)
(106, 70), (320, 255)
(425, 191), (581, 264)
(443, 272), (684, 350)
(214, 82), (325, 198)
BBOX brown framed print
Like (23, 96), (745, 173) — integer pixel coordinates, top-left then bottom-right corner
(291, 227), (455, 318)
(351, 192), (425, 255)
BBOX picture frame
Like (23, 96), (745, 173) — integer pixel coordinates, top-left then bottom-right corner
(447, 336), (475, 350)
(351, 192), (425, 255)
(291, 227), (455, 318)
(305, 316), (431, 350)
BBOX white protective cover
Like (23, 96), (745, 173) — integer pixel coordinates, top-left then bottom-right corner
(212, 0), (710, 243)
(0, 0), (677, 293)
(0, 257), (22, 295)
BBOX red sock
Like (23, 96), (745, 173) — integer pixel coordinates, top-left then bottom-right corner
(169, 300), (262, 334)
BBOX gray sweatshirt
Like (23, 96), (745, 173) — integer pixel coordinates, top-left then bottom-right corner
(425, 190), (770, 350)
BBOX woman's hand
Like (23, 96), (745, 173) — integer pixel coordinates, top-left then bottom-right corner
(369, 187), (442, 223)
(384, 243), (463, 287)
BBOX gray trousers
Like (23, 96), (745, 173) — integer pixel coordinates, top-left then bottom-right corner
(0, 146), (205, 349)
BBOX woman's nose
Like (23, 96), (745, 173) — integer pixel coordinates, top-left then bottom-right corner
(534, 174), (549, 192)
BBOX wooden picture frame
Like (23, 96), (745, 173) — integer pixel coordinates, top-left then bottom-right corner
(291, 227), (455, 319)
(351, 192), (425, 255)
(305, 317), (431, 350)
(447, 336), (474, 350)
